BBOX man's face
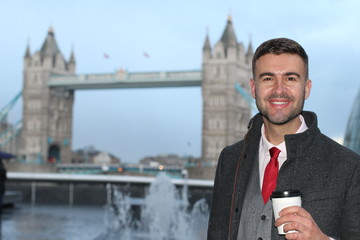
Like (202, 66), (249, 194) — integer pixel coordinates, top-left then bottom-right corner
(250, 53), (312, 125)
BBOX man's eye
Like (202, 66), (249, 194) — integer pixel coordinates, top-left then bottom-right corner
(263, 77), (272, 81)
(287, 77), (296, 81)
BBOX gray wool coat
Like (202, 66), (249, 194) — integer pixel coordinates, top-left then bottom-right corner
(207, 111), (360, 240)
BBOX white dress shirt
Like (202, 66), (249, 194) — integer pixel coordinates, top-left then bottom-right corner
(259, 115), (308, 189)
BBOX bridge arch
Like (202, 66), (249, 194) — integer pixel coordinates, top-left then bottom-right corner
(48, 144), (61, 163)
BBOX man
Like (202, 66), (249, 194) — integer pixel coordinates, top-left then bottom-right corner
(207, 38), (360, 240)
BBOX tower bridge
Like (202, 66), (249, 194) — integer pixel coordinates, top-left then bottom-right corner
(2, 17), (253, 176)
(49, 70), (202, 89)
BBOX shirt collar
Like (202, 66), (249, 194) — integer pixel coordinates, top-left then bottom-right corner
(260, 115), (308, 155)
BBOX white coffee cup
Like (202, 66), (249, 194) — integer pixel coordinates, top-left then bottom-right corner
(271, 189), (302, 235)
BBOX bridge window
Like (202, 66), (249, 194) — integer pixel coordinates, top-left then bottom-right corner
(27, 118), (41, 131)
(208, 118), (226, 130)
(26, 137), (41, 152)
(58, 101), (64, 111)
(206, 137), (225, 157)
(60, 122), (68, 132)
(208, 95), (226, 107)
(27, 100), (42, 110)
(28, 73), (42, 87)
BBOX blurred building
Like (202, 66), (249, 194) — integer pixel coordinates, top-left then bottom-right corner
(344, 87), (360, 154)
(54, 147), (121, 174)
(139, 154), (188, 168)
(71, 146), (120, 164)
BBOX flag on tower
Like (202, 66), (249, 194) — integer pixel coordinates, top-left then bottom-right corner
(143, 52), (150, 58)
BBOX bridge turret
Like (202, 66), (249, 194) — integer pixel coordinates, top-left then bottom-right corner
(40, 26), (65, 70)
(202, 33), (212, 61)
(201, 16), (252, 170)
(67, 49), (76, 74)
(20, 27), (74, 164)
(23, 44), (32, 69)
(219, 15), (238, 61)
(246, 39), (253, 65)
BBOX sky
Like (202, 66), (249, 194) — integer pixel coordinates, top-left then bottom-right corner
(0, 0), (359, 163)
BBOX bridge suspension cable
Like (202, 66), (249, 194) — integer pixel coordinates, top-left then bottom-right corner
(234, 82), (257, 113)
(0, 119), (22, 147)
(0, 91), (22, 148)
(0, 91), (22, 123)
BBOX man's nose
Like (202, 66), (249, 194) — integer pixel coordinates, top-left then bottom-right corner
(273, 80), (286, 94)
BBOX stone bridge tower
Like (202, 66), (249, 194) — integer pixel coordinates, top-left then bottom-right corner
(201, 16), (253, 166)
(20, 27), (75, 163)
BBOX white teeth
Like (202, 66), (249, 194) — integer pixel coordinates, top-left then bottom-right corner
(272, 101), (287, 105)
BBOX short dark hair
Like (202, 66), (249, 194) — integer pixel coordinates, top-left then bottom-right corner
(252, 38), (309, 79)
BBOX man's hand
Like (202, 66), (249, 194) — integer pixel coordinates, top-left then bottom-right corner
(275, 206), (330, 240)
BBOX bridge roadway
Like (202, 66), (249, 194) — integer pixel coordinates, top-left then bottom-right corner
(49, 70), (202, 89)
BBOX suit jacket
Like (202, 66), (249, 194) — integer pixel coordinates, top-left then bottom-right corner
(207, 111), (360, 240)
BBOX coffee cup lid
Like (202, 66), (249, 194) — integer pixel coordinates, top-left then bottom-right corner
(271, 189), (302, 199)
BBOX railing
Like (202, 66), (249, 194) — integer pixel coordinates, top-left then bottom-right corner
(7, 172), (213, 187)
(6, 172), (213, 205)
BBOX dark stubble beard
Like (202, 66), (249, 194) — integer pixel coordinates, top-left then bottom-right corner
(255, 91), (306, 125)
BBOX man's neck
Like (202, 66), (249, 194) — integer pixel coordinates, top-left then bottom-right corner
(263, 116), (302, 145)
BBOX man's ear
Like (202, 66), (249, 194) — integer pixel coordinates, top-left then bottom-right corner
(304, 79), (312, 100)
(250, 78), (256, 99)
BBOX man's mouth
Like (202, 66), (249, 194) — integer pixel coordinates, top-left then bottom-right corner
(268, 98), (291, 108)
(270, 100), (289, 105)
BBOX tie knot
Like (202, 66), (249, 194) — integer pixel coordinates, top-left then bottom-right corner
(269, 147), (281, 159)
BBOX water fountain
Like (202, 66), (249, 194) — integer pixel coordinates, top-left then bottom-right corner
(95, 173), (209, 240)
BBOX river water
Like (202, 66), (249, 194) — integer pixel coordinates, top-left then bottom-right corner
(1, 204), (106, 240)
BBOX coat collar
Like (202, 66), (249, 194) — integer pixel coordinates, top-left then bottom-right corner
(246, 111), (319, 142)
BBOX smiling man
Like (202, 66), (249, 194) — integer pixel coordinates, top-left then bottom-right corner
(207, 38), (360, 240)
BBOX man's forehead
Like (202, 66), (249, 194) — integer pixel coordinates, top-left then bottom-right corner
(254, 54), (306, 73)
(255, 53), (303, 62)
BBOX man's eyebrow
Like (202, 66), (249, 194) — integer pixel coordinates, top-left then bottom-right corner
(258, 72), (301, 78)
(258, 72), (274, 78)
(285, 72), (301, 78)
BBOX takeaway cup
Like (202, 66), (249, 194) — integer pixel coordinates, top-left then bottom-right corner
(271, 189), (302, 235)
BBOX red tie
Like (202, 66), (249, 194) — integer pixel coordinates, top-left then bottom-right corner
(262, 147), (281, 204)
